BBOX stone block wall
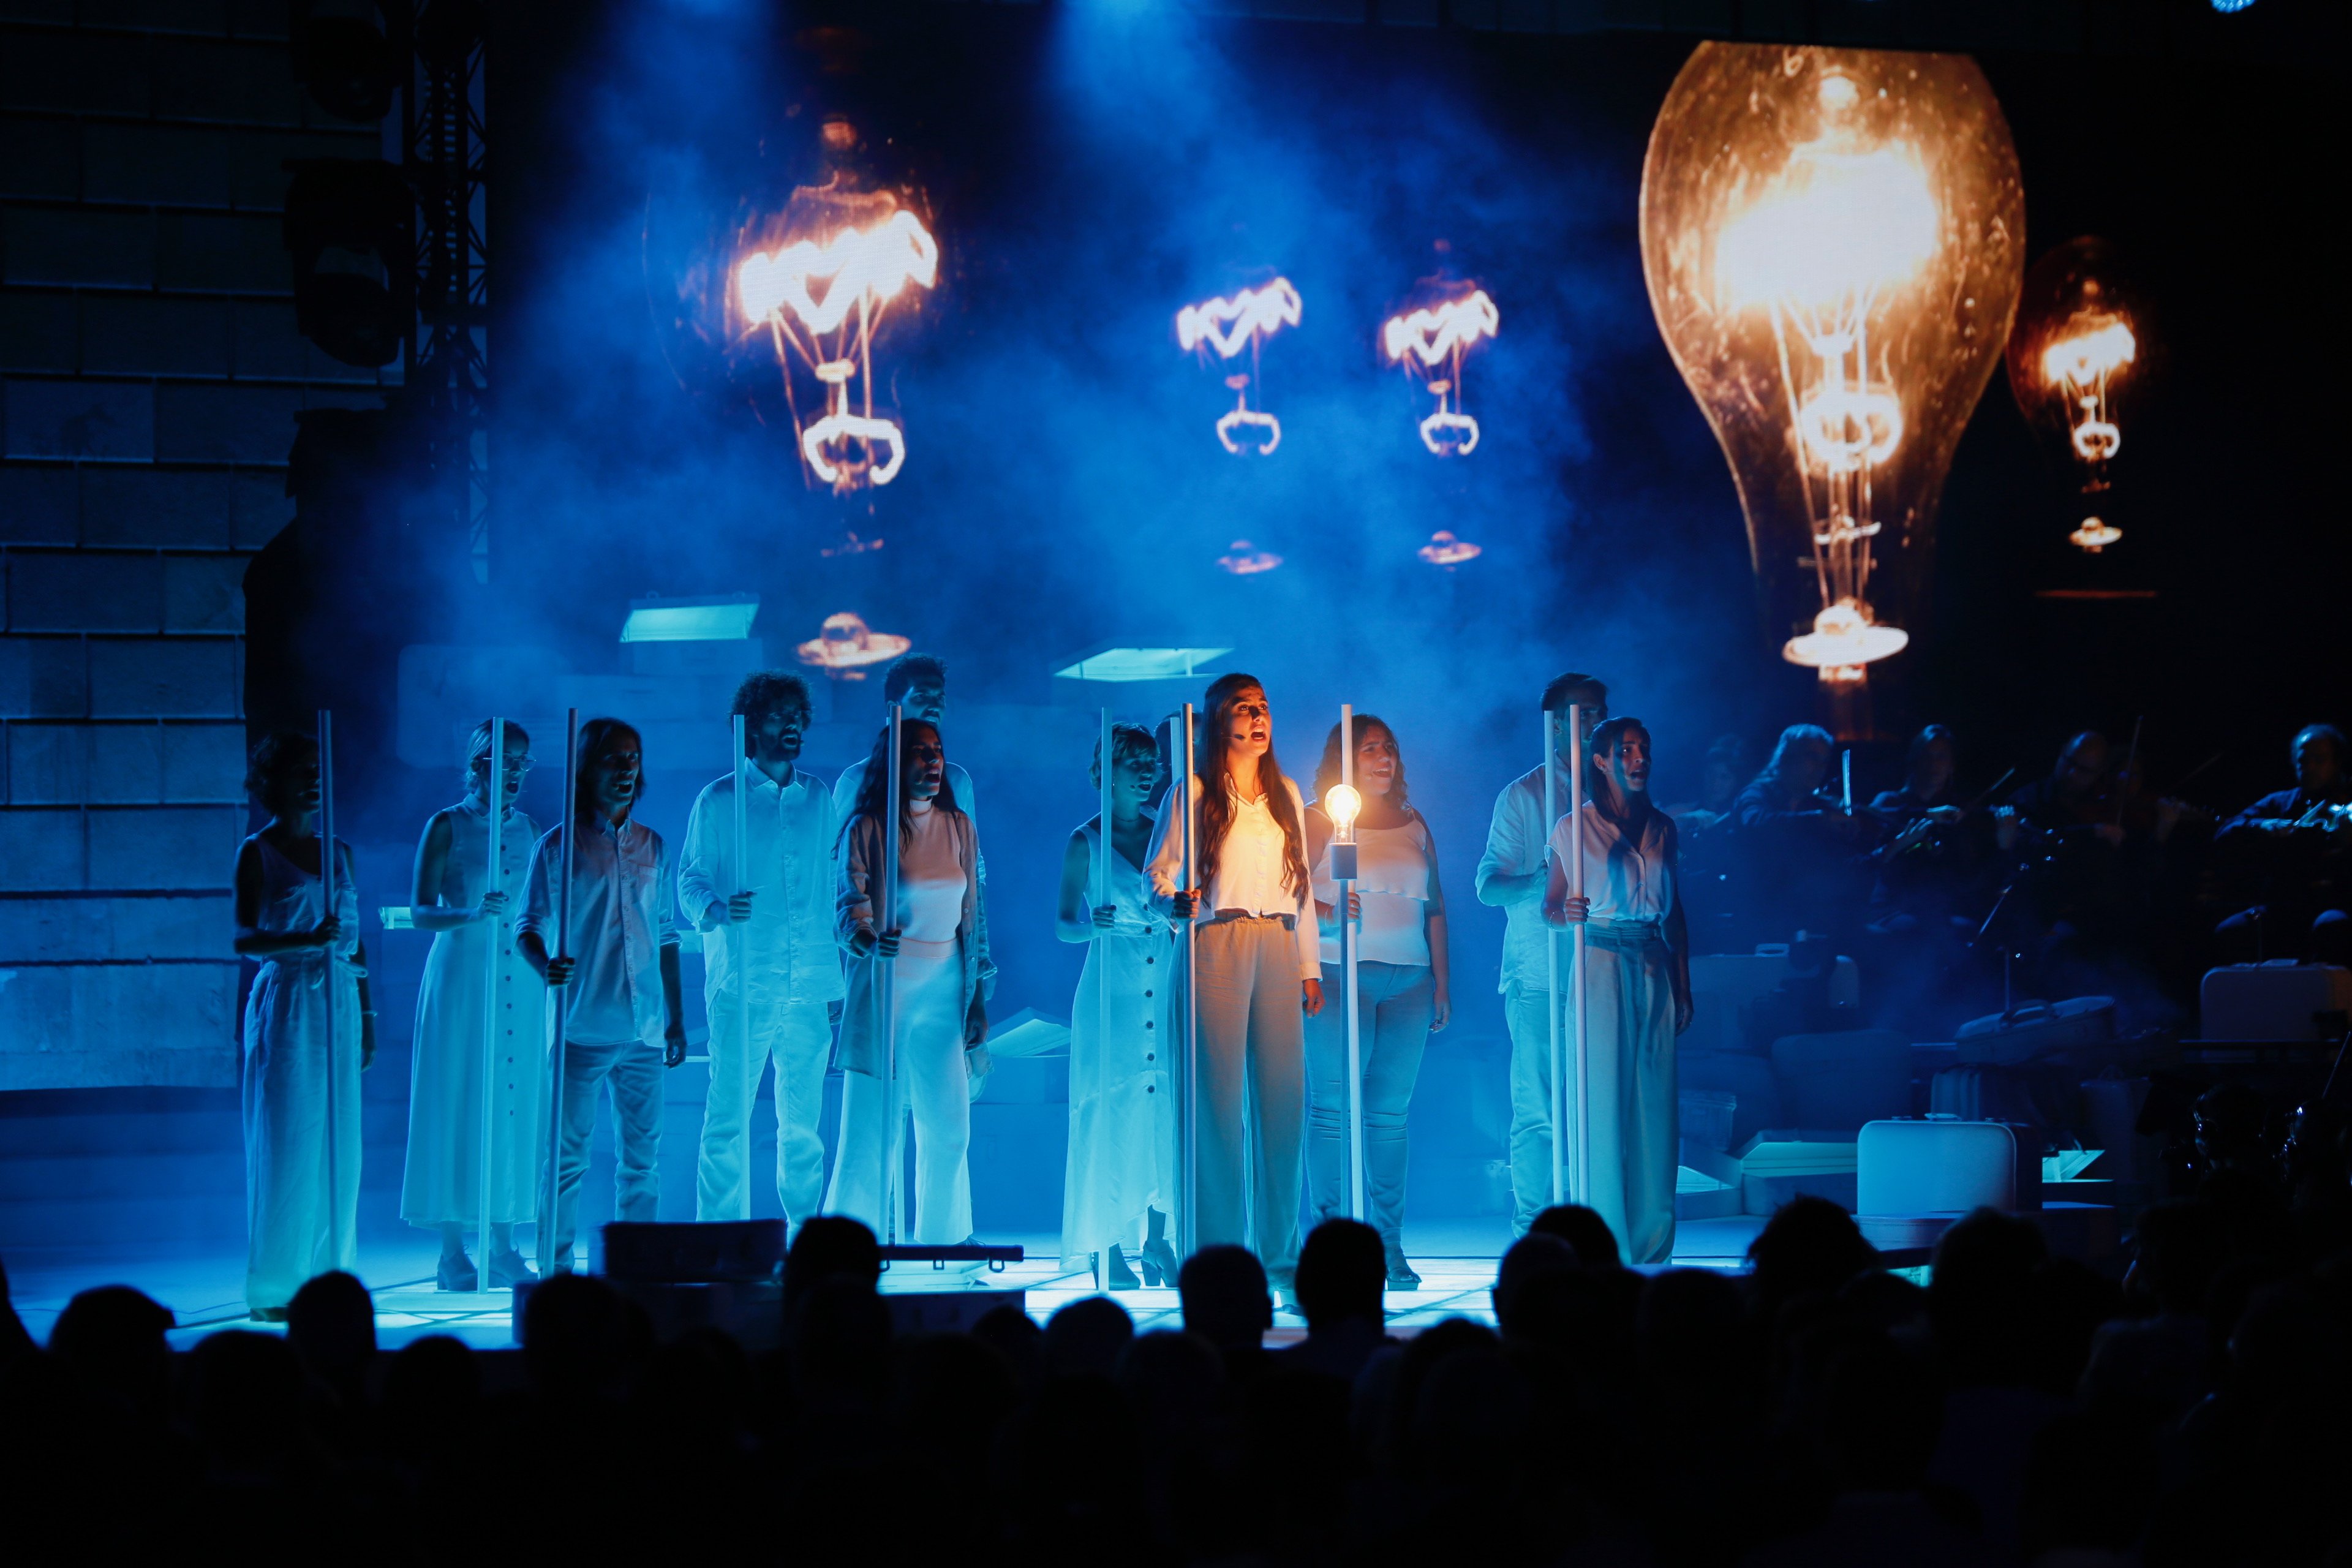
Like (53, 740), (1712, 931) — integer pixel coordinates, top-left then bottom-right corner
(1, 1), (395, 1089)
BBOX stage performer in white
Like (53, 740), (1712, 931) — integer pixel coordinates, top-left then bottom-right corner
(1543, 717), (1694, 1265)
(399, 720), (545, 1289)
(518, 719), (685, 1273)
(1055, 723), (1178, 1290)
(681, 673), (842, 1232)
(1474, 671), (1608, 1236)
(1303, 715), (1451, 1288)
(825, 719), (994, 1243)
(233, 732), (371, 1320)
(1146, 673), (1324, 1286)
(832, 652), (980, 874)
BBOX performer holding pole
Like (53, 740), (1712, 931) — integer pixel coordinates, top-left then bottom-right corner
(1146, 675), (1322, 1289)
(682, 675), (840, 1234)
(1055, 720), (1177, 1289)
(1306, 712), (1449, 1287)
(825, 712), (993, 1243)
(1544, 717), (1694, 1264)
(398, 719), (544, 1291)
(234, 729), (370, 1320)
(1474, 673), (1607, 1235)
(1569, 703), (1589, 1204)
(521, 715), (686, 1276)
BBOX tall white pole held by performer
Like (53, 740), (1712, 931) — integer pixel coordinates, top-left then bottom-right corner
(538, 707), (579, 1277)
(731, 713), (752, 1211)
(1178, 703), (1199, 1264)
(1569, 703), (1591, 1205)
(317, 709), (342, 1267)
(881, 702), (904, 1244)
(1098, 708), (1114, 1176)
(473, 718), (503, 1294)
(1330, 705), (1366, 1222)
(1544, 707), (1563, 1207)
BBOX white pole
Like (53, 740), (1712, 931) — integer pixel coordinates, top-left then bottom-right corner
(538, 707), (579, 1277)
(1841, 748), (1853, 816)
(882, 703), (903, 1245)
(1545, 707), (1562, 1209)
(1098, 708), (1115, 1228)
(474, 718), (503, 1292)
(1341, 705), (1364, 1224)
(317, 709), (342, 1268)
(1178, 704), (1198, 1263)
(1570, 705), (1590, 1207)
(732, 713), (752, 1223)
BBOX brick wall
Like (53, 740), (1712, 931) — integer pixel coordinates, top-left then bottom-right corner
(1, 0), (394, 1089)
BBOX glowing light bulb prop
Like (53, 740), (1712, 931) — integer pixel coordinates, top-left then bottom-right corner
(1640, 45), (2022, 709)
(735, 187), (939, 494)
(1417, 530), (1482, 568)
(2006, 238), (2146, 553)
(1331, 706), (1365, 1223)
(795, 610), (911, 679)
(1381, 288), (1499, 455)
(1177, 279), (1302, 455)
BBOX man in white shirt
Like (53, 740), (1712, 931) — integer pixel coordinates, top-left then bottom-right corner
(832, 652), (981, 866)
(1473, 672), (1607, 1236)
(681, 673), (843, 1232)
(518, 718), (685, 1273)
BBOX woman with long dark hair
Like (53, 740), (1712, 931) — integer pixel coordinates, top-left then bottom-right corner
(1303, 715), (1450, 1287)
(1145, 673), (1323, 1282)
(824, 718), (994, 1243)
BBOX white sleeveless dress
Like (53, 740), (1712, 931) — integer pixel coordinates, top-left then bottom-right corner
(241, 834), (362, 1312)
(1060, 819), (1178, 1266)
(399, 800), (546, 1227)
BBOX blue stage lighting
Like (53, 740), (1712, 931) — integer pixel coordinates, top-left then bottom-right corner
(1052, 644), (1234, 682)
(620, 594), (761, 643)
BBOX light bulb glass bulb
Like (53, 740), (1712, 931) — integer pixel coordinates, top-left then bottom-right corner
(2005, 237), (2148, 551)
(1640, 44), (2024, 701)
(1324, 784), (1362, 834)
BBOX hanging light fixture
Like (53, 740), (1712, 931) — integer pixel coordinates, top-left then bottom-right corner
(1639, 44), (2022, 716)
(2005, 238), (2147, 554)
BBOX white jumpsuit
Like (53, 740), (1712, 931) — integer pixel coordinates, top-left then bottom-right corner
(398, 800), (546, 1227)
(1060, 820), (1177, 1268)
(241, 834), (363, 1313)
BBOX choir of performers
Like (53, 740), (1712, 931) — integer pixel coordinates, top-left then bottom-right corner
(1474, 672), (1608, 1236)
(682, 674), (842, 1232)
(233, 732), (370, 1319)
(1055, 723), (1178, 1290)
(824, 718), (995, 1243)
(1145, 673), (1324, 1286)
(398, 721), (545, 1290)
(517, 720), (687, 1274)
(1303, 716), (1451, 1288)
(1541, 717), (1692, 1265)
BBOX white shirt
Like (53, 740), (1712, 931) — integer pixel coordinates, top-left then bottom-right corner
(1312, 815), (1435, 968)
(1547, 799), (1676, 924)
(1145, 772), (1321, 981)
(1474, 763), (1578, 993)
(519, 814), (678, 1046)
(679, 764), (843, 1006)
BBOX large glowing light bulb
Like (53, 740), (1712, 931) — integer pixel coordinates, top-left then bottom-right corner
(2005, 237), (2147, 553)
(1178, 279), (1301, 455)
(1381, 287), (1499, 456)
(1640, 45), (2022, 715)
(1323, 784), (1362, 838)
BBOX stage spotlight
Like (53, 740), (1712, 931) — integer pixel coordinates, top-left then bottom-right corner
(796, 611), (911, 679)
(1640, 44), (2022, 714)
(1052, 645), (1234, 683)
(1382, 285), (1499, 456)
(2006, 238), (2149, 554)
(1178, 279), (1301, 455)
(282, 158), (415, 368)
(620, 594), (760, 644)
(292, 1), (401, 123)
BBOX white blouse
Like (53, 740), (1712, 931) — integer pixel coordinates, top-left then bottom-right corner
(1311, 816), (1434, 968)
(1145, 772), (1321, 981)
(1546, 800), (1675, 924)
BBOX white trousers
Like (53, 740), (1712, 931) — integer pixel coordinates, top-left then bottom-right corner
(824, 946), (972, 1243)
(540, 1035), (665, 1268)
(696, 993), (832, 1227)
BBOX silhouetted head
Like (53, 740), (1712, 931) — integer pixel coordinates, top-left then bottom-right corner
(1492, 1232), (1580, 1337)
(287, 1270), (375, 1396)
(1044, 1295), (1135, 1381)
(47, 1284), (175, 1422)
(1178, 1245), (1272, 1355)
(785, 1215), (882, 1327)
(1295, 1218), (1385, 1336)
(520, 1272), (651, 1403)
(2293, 723), (2346, 794)
(1530, 1204), (1619, 1268)
(1929, 1207), (2049, 1385)
(1747, 1196), (1877, 1331)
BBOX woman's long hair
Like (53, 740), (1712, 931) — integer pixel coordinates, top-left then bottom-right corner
(839, 718), (961, 857)
(573, 718), (643, 820)
(1194, 673), (1310, 897)
(1754, 723), (1833, 799)
(1311, 715), (1409, 810)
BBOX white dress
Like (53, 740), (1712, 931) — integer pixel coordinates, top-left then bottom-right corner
(241, 834), (362, 1312)
(1060, 820), (1177, 1266)
(399, 800), (546, 1227)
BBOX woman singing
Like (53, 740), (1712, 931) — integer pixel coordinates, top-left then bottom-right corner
(825, 720), (994, 1243)
(1303, 716), (1450, 1287)
(1544, 717), (1693, 1265)
(233, 733), (373, 1320)
(398, 720), (545, 1291)
(1145, 674), (1323, 1284)
(1056, 723), (1178, 1290)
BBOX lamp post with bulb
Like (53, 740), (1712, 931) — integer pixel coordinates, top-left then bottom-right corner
(1324, 706), (1366, 1224)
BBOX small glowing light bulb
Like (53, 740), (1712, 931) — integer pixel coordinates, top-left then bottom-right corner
(1324, 784), (1362, 836)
